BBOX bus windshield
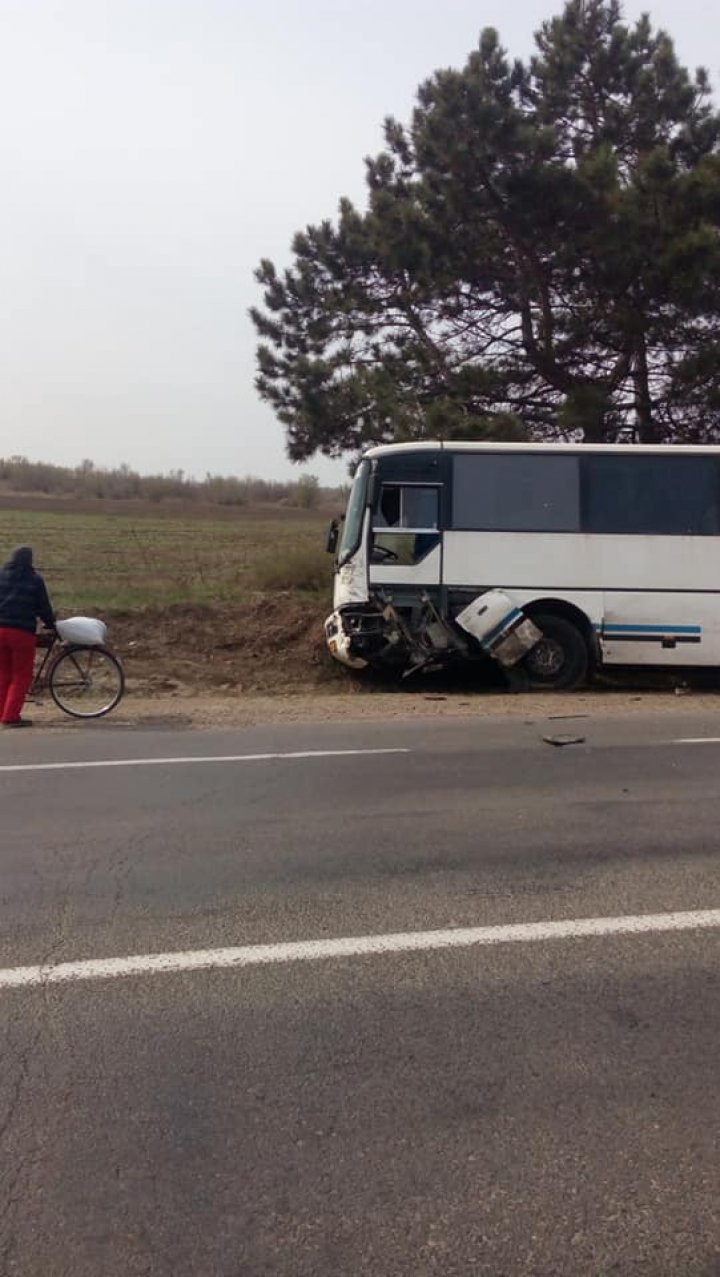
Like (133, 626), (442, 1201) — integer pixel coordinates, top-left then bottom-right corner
(338, 459), (370, 564)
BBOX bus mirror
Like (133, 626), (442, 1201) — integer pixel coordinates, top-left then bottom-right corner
(325, 519), (339, 555)
(367, 472), (377, 507)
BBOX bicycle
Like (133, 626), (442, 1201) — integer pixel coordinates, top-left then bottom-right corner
(29, 629), (125, 720)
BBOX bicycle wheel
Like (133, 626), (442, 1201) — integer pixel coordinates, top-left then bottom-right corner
(49, 646), (125, 719)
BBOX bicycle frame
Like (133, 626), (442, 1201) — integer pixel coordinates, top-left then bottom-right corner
(30, 633), (116, 693)
(29, 631), (62, 699)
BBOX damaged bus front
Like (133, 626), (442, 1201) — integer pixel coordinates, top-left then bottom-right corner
(324, 443), (545, 683)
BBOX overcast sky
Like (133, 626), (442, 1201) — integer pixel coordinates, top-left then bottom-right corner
(0, 0), (717, 483)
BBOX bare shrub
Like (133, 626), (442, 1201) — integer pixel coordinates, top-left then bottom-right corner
(251, 546), (333, 593)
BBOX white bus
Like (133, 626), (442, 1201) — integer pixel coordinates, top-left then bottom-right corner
(324, 440), (720, 689)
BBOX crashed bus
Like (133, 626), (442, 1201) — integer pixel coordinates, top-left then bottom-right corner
(324, 440), (720, 689)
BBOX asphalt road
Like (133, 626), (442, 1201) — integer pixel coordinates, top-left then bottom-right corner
(1, 710), (720, 1276)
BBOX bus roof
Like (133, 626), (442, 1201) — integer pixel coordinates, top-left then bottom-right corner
(363, 440), (720, 458)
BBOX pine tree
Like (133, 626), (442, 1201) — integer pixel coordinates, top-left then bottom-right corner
(252, 0), (720, 459)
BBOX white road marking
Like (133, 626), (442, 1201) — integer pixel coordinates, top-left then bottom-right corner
(673, 738), (720, 745)
(0, 747), (410, 775)
(2, 909), (719, 990)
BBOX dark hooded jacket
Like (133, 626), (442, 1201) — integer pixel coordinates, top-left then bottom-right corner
(0, 547), (55, 634)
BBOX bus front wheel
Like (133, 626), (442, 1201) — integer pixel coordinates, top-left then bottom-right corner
(516, 614), (589, 691)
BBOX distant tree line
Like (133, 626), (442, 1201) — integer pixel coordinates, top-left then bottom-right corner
(0, 456), (338, 509)
(253, 0), (720, 457)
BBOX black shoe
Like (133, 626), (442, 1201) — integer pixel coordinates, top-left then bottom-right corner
(2, 719), (33, 729)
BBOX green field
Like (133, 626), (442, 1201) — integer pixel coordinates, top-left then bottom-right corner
(0, 507), (333, 611)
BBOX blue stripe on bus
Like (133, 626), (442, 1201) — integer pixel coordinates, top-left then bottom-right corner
(602, 623), (702, 635)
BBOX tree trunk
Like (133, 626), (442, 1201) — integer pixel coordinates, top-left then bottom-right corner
(633, 331), (659, 442)
(568, 383), (613, 442)
(582, 414), (612, 443)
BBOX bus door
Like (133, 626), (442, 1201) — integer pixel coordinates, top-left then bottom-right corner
(369, 482), (442, 589)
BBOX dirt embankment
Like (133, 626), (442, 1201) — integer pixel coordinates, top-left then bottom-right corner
(106, 595), (346, 697)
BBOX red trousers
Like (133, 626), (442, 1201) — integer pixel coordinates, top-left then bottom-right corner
(0, 628), (36, 723)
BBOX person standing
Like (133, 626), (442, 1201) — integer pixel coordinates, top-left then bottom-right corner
(0, 546), (56, 729)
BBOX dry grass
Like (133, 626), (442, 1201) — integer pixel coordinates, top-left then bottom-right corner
(0, 506), (334, 611)
(251, 545), (333, 593)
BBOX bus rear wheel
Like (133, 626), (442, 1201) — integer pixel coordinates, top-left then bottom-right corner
(517, 614), (589, 691)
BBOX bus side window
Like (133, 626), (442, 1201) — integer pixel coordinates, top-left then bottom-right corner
(372, 485), (440, 564)
(402, 487), (439, 530)
(374, 485), (439, 530)
(376, 485), (402, 528)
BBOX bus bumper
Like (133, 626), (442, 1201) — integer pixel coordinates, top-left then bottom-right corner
(324, 608), (392, 669)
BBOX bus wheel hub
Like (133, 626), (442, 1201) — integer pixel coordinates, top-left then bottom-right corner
(529, 637), (564, 677)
